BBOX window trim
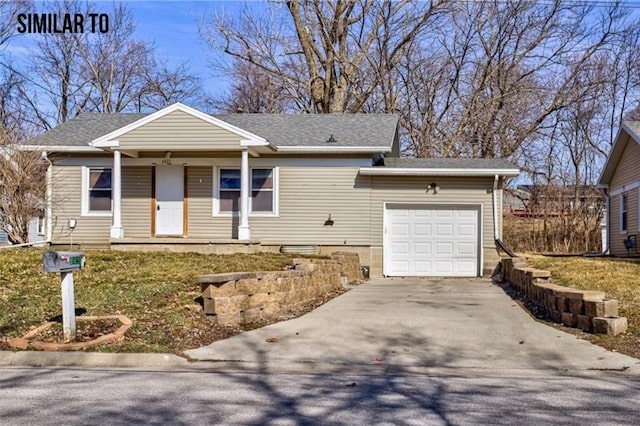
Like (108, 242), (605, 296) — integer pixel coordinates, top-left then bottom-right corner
(36, 215), (45, 236)
(212, 166), (279, 217)
(620, 193), (628, 234)
(81, 166), (113, 217)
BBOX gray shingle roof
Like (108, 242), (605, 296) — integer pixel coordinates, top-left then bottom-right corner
(382, 157), (519, 170)
(215, 114), (397, 147)
(28, 113), (147, 147)
(27, 111), (398, 149)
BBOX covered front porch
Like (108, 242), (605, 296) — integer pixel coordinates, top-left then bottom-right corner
(87, 104), (274, 243)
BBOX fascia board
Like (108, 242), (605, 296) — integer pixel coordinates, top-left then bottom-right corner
(16, 145), (103, 153)
(359, 167), (520, 177)
(275, 146), (392, 153)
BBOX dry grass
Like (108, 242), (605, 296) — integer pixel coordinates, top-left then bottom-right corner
(527, 254), (640, 358)
(0, 248), (308, 354)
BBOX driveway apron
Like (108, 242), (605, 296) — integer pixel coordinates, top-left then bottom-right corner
(185, 278), (639, 373)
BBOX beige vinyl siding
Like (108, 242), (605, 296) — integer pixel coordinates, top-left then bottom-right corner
(610, 191), (639, 256)
(608, 136), (640, 256)
(121, 167), (152, 238)
(118, 110), (243, 151)
(369, 176), (496, 249)
(610, 136), (640, 189)
(187, 166), (372, 244)
(251, 167), (370, 245)
(187, 166), (233, 238)
(50, 165), (111, 244)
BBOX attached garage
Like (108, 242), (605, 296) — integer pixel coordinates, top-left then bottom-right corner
(384, 204), (481, 277)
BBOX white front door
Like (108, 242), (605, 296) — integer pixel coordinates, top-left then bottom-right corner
(155, 166), (184, 236)
(384, 204), (480, 277)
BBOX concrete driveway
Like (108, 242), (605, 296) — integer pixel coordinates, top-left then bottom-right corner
(186, 278), (640, 374)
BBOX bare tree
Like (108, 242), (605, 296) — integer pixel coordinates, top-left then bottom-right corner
(22, 0), (202, 130)
(0, 0), (26, 47)
(0, 126), (45, 244)
(203, 0), (448, 113)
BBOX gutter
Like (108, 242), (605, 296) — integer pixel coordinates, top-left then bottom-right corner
(359, 167), (521, 177)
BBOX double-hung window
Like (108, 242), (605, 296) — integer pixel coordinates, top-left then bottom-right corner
(217, 168), (276, 215)
(83, 167), (112, 215)
(621, 193), (628, 233)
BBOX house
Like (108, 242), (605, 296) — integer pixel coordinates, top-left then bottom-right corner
(504, 184), (604, 217)
(599, 121), (640, 256)
(22, 103), (519, 277)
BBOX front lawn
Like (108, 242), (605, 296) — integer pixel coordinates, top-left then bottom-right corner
(0, 248), (311, 354)
(527, 255), (640, 359)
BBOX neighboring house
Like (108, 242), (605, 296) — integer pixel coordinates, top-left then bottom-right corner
(599, 121), (640, 257)
(22, 103), (519, 277)
(504, 184), (604, 217)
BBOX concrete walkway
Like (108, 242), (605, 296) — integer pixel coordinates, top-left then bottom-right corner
(186, 278), (640, 374)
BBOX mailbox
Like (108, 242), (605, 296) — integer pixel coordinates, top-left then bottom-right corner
(43, 251), (86, 273)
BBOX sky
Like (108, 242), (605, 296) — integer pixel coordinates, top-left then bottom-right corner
(6, 0), (265, 99)
(125, 0), (247, 97)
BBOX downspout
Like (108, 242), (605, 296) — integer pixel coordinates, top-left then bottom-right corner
(492, 175), (500, 241)
(603, 189), (610, 255)
(493, 174), (517, 257)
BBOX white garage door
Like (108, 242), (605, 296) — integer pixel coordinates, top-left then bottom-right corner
(384, 204), (480, 277)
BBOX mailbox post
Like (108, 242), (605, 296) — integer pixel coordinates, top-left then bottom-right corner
(43, 251), (86, 342)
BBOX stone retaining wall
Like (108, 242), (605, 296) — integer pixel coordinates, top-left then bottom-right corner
(199, 252), (363, 326)
(499, 257), (628, 335)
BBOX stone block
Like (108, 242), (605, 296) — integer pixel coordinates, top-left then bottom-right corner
(199, 272), (256, 284)
(556, 296), (568, 313)
(214, 312), (241, 326)
(593, 317), (628, 335)
(559, 289), (606, 301)
(561, 312), (578, 327)
(235, 278), (259, 295)
(584, 299), (618, 318)
(568, 298), (584, 315)
(545, 294), (557, 311)
(243, 292), (271, 309)
(549, 309), (562, 323)
(577, 315), (593, 332)
(526, 269), (551, 279)
(240, 308), (263, 325)
(204, 297), (243, 316)
(261, 303), (281, 320)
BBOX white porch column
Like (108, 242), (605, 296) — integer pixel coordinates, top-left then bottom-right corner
(110, 150), (124, 239)
(238, 149), (251, 240)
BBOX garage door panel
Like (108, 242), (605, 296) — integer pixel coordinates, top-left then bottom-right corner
(435, 260), (454, 275)
(414, 224), (431, 236)
(391, 223), (410, 236)
(457, 223), (476, 237)
(435, 242), (454, 255)
(414, 242), (431, 255)
(386, 205), (479, 277)
(435, 223), (454, 237)
(436, 209), (454, 218)
(392, 242), (410, 254)
(457, 242), (476, 256)
(413, 261), (431, 274)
